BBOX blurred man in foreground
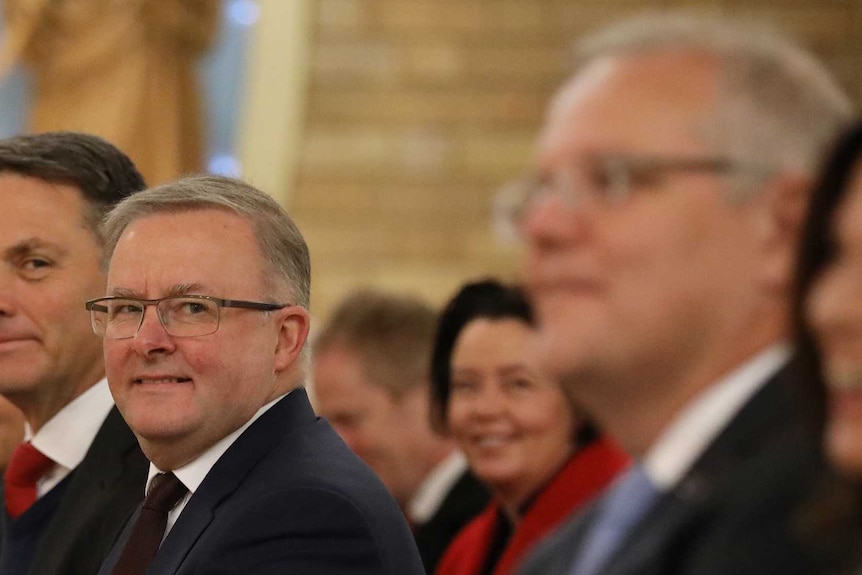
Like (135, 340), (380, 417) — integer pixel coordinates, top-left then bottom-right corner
(509, 14), (856, 575)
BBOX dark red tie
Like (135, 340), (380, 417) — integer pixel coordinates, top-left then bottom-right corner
(111, 472), (187, 575)
(4, 442), (54, 518)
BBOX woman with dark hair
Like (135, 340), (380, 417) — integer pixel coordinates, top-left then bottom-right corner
(797, 121), (862, 480)
(794, 121), (862, 568)
(431, 279), (627, 575)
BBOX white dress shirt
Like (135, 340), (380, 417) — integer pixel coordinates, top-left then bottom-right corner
(407, 450), (469, 525)
(147, 391), (290, 537)
(27, 378), (115, 497)
(642, 343), (792, 491)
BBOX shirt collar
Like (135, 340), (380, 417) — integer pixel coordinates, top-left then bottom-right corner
(147, 391), (290, 496)
(28, 378), (114, 472)
(407, 450), (468, 524)
(643, 343), (791, 490)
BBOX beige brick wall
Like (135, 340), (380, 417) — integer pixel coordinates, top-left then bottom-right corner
(291, 0), (862, 319)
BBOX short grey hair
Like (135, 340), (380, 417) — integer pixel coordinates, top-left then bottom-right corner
(101, 174), (311, 309)
(574, 13), (853, 182)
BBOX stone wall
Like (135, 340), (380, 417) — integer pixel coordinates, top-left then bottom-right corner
(291, 0), (862, 318)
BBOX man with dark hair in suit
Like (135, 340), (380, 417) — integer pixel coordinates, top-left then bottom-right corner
(313, 289), (490, 573)
(93, 175), (424, 575)
(0, 131), (149, 575)
(503, 13), (858, 575)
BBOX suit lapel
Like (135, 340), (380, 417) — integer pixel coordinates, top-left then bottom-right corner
(31, 407), (146, 575)
(535, 501), (604, 574)
(596, 364), (806, 575)
(148, 389), (317, 575)
(598, 488), (710, 575)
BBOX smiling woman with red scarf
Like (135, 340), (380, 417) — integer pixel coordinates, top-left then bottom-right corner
(430, 279), (628, 575)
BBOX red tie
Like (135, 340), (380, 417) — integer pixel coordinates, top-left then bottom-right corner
(4, 442), (55, 518)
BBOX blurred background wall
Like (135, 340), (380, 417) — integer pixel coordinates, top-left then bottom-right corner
(3, 0), (862, 319)
(288, 0), (862, 318)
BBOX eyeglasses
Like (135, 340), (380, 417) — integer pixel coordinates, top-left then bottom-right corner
(85, 295), (290, 340)
(493, 154), (772, 236)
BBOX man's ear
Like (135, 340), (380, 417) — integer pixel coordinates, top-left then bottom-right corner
(754, 172), (812, 293)
(273, 306), (311, 374)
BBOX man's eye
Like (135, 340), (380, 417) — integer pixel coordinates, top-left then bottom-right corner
(111, 304), (143, 318)
(25, 258), (51, 269)
(20, 257), (53, 278)
(183, 302), (208, 314)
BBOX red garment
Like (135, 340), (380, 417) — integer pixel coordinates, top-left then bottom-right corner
(435, 438), (628, 575)
(4, 442), (54, 518)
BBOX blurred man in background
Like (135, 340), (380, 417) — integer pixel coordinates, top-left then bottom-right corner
(314, 290), (489, 574)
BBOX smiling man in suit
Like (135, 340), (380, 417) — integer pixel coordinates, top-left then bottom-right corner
(0, 132), (148, 575)
(93, 175), (424, 575)
(508, 14), (857, 575)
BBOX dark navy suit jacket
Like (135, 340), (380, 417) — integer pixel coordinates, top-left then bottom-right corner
(516, 361), (855, 575)
(99, 388), (425, 575)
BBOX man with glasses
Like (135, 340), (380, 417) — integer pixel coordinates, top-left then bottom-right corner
(510, 14), (856, 575)
(92, 175), (424, 575)
(0, 132), (148, 575)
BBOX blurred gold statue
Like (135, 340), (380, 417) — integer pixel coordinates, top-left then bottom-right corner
(0, 0), (220, 185)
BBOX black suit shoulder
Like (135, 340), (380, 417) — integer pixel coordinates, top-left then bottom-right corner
(414, 470), (490, 574)
(31, 407), (147, 575)
(519, 361), (858, 575)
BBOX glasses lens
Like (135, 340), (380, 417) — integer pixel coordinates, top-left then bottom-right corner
(92, 299), (144, 339)
(158, 297), (219, 337)
(493, 175), (542, 241)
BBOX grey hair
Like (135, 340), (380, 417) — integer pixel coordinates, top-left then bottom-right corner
(574, 12), (853, 188)
(100, 174), (311, 309)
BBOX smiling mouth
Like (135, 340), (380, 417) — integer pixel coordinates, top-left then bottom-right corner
(472, 434), (513, 449)
(134, 377), (192, 385)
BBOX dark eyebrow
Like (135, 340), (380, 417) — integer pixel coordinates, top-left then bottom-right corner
(108, 283), (209, 299)
(4, 238), (68, 261)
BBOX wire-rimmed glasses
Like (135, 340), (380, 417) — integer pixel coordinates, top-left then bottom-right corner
(493, 154), (773, 239)
(85, 295), (290, 340)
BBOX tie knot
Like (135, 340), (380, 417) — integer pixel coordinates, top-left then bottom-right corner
(4, 442), (54, 487)
(143, 473), (187, 513)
